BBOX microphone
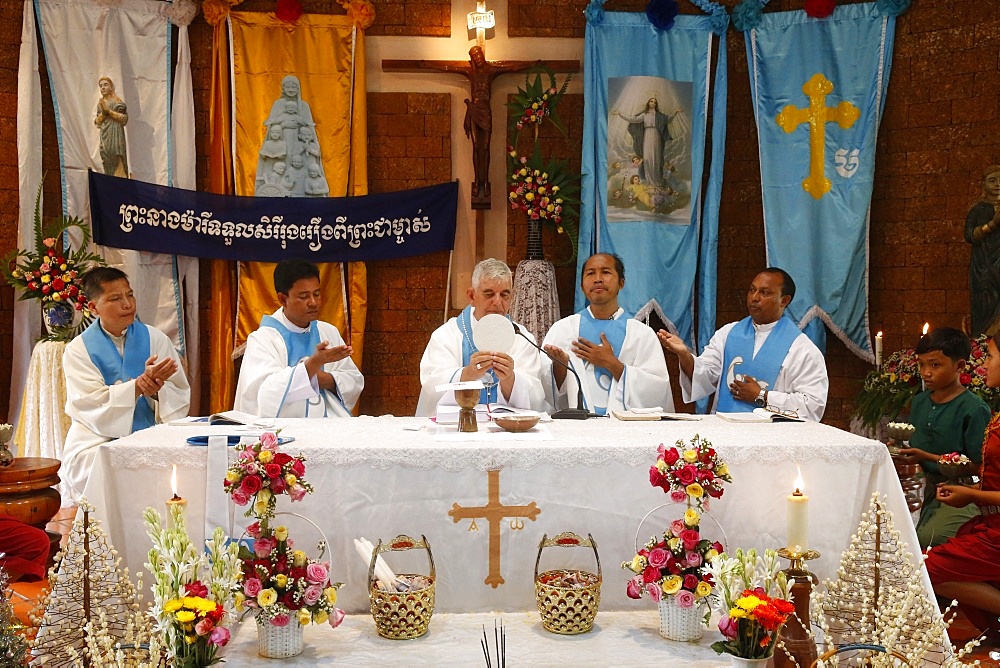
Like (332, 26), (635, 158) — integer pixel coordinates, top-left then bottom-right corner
(511, 322), (590, 420)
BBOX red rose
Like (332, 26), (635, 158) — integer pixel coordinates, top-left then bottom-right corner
(290, 567), (307, 580)
(51, 278), (65, 291)
(184, 581), (209, 598)
(280, 591), (298, 609)
(960, 372), (972, 385)
(265, 463), (282, 479)
(676, 465), (697, 485)
(662, 448), (680, 466)
(241, 474), (263, 495)
(273, 452), (293, 466)
(642, 565), (661, 584)
(291, 459), (305, 477)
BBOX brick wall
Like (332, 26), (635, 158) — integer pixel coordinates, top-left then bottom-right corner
(1, 1), (999, 429)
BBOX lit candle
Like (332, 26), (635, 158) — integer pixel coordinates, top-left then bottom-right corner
(166, 464), (187, 526)
(875, 331), (883, 367)
(786, 467), (809, 553)
(922, 322), (929, 337)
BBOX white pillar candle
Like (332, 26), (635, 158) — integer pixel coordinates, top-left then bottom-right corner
(786, 470), (808, 553)
(166, 464), (187, 527)
(875, 331), (883, 367)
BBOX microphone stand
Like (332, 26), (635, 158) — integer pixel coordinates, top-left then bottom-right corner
(511, 323), (590, 420)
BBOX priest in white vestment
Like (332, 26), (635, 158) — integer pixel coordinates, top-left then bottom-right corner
(235, 260), (363, 418)
(659, 268), (828, 421)
(542, 253), (673, 415)
(63, 268), (190, 501)
(416, 258), (545, 417)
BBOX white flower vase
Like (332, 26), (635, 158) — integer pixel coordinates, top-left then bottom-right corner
(656, 597), (704, 641)
(729, 656), (771, 668)
(256, 617), (304, 658)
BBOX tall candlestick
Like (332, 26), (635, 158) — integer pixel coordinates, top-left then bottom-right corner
(874, 331), (883, 367)
(166, 464), (187, 527)
(787, 468), (809, 553)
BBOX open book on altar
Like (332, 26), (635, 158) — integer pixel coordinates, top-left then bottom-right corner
(168, 410), (270, 427)
(611, 409), (703, 421)
(434, 404), (533, 424)
(716, 408), (803, 423)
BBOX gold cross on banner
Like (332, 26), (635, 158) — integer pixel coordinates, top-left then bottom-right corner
(776, 73), (860, 200)
(448, 468), (540, 588)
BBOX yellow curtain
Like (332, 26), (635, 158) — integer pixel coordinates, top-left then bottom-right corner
(208, 13), (368, 413)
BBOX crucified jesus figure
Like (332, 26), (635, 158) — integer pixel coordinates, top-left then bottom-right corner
(417, 46), (537, 209)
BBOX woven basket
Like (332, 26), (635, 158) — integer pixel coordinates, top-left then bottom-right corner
(256, 617), (304, 658)
(368, 534), (436, 640)
(534, 532), (602, 635)
(657, 596), (705, 642)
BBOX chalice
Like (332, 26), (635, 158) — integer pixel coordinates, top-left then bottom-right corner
(455, 388), (480, 433)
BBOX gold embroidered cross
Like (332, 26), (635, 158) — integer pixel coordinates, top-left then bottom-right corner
(449, 469), (540, 588)
(776, 73), (860, 200)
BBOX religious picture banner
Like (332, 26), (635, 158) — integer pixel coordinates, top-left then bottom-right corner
(747, 3), (895, 360)
(90, 171), (458, 262)
(580, 5), (727, 353)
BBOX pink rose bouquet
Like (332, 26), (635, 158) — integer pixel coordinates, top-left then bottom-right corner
(648, 434), (732, 512)
(222, 432), (313, 526)
(621, 517), (723, 607)
(239, 521), (345, 629)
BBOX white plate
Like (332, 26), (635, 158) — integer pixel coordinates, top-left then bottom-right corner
(474, 313), (515, 353)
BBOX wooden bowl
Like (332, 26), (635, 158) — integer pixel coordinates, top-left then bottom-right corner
(493, 414), (540, 433)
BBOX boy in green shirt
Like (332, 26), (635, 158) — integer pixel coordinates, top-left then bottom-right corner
(899, 327), (991, 548)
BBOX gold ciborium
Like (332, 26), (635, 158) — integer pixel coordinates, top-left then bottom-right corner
(454, 388), (480, 433)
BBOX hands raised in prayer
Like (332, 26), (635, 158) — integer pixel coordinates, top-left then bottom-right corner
(136, 355), (178, 399)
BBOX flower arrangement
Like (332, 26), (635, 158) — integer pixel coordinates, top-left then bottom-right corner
(238, 520), (345, 629)
(1, 186), (104, 341)
(622, 436), (731, 608)
(506, 67), (580, 261)
(939, 452), (972, 465)
(708, 548), (794, 660)
(854, 335), (1000, 431)
(223, 431), (312, 523)
(621, 516), (723, 608)
(648, 434), (732, 511)
(144, 504), (242, 668)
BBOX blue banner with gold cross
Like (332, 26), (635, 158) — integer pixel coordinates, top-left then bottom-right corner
(747, 3), (894, 361)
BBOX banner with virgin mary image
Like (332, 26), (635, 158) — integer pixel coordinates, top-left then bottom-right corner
(227, 11), (368, 360)
(746, 3), (895, 360)
(580, 2), (728, 354)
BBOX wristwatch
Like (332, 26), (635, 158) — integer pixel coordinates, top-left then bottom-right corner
(755, 389), (767, 407)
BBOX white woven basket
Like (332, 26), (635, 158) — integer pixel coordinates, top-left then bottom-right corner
(256, 617), (304, 658)
(657, 597), (704, 642)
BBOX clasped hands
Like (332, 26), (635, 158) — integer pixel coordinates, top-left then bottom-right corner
(136, 355), (177, 399)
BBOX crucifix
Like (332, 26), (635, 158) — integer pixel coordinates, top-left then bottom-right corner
(448, 468), (540, 588)
(382, 1), (578, 219)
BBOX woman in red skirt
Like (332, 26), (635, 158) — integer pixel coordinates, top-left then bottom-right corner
(925, 335), (1000, 635)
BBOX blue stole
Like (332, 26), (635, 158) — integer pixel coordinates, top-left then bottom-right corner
(457, 305), (499, 404)
(578, 309), (629, 416)
(260, 314), (334, 417)
(717, 316), (800, 413)
(81, 318), (155, 432)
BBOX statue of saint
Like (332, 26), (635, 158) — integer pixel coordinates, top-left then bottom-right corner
(256, 75), (322, 197)
(95, 77), (129, 177)
(965, 165), (1000, 336)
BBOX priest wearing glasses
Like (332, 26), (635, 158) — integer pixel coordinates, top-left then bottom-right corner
(658, 268), (828, 421)
(542, 253), (673, 416)
(416, 258), (545, 417)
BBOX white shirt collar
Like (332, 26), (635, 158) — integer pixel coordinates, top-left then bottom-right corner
(753, 319), (778, 334)
(274, 307), (310, 333)
(586, 306), (625, 321)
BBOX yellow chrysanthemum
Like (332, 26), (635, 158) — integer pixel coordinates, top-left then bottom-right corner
(257, 588), (277, 607)
(684, 508), (700, 527)
(324, 587), (338, 605)
(661, 576), (682, 595)
(686, 482), (704, 498)
(735, 594), (763, 612)
(185, 634), (198, 645)
(729, 608), (747, 619)
(175, 610), (196, 623)
(682, 449), (698, 463)
(163, 599), (183, 613)
(695, 581), (712, 598)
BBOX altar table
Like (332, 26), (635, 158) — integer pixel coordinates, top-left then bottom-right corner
(81, 415), (931, 615)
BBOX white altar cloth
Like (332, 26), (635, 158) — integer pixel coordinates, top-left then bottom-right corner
(82, 415), (931, 615)
(224, 610), (730, 666)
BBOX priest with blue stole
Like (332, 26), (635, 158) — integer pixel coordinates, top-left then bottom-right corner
(63, 267), (190, 501)
(659, 268), (828, 421)
(542, 253), (673, 415)
(417, 258), (545, 417)
(235, 259), (363, 418)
